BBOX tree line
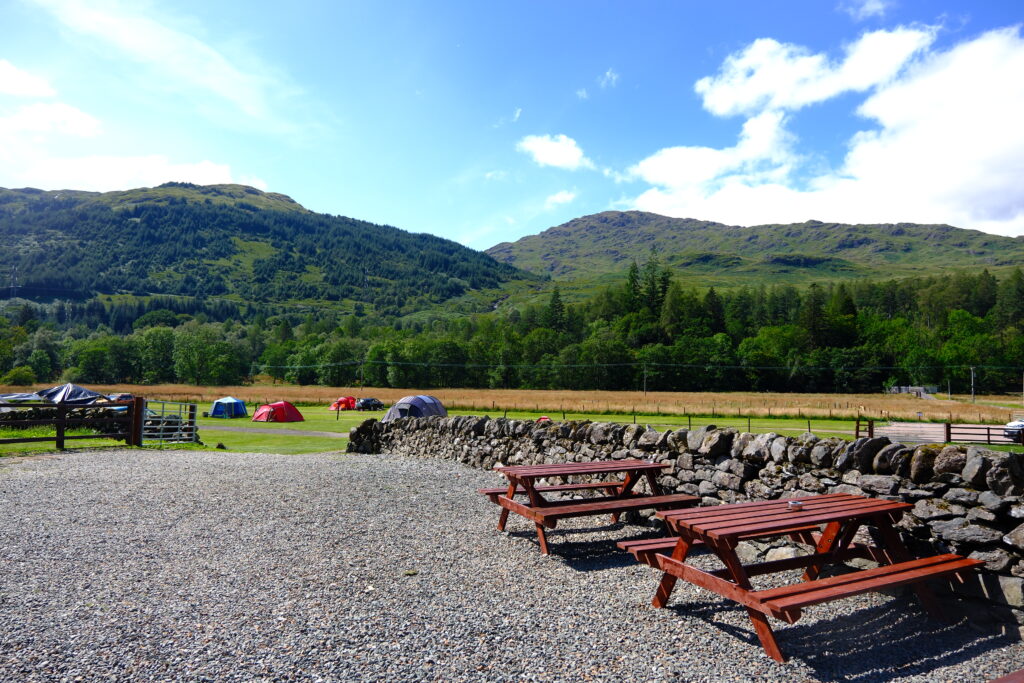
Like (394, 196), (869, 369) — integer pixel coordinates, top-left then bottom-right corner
(2, 260), (1023, 393)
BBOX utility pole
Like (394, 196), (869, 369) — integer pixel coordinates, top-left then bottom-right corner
(970, 366), (976, 403)
(8, 265), (17, 299)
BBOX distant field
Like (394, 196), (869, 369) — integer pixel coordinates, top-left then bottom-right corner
(14, 383), (1019, 423)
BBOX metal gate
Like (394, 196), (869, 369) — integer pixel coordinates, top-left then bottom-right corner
(141, 400), (199, 445)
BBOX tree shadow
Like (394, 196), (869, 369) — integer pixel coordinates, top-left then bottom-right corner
(667, 596), (1018, 681)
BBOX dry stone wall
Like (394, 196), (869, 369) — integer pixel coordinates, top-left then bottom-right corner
(348, 415), (1024, 635)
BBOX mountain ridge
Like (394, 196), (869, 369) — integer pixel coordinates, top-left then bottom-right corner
(486, 210), (1024, 285)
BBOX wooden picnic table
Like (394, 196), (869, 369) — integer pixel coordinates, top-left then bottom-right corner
(480, 459), (697, 555)
(648, 493), (984, 662)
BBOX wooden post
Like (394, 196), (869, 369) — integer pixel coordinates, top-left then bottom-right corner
(868, 420), (874, 438)
(56, 404), (66, 450)
(944, 422), (951, 443)
(855, 417), (860, 439)
(129, 396), (146, 446)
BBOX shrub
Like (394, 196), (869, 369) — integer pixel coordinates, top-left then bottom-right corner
(1, 365), (36, 385)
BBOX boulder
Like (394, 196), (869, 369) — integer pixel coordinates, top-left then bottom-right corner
(699, 429), (734, 458)
(913, 499), (966, 520)
(933, 446), (967, 475)
(929, 518), (1003, 545)
(858, 474), (899, 496)
(1005, 523), (1024, 551)
(852, 437), (891, 472)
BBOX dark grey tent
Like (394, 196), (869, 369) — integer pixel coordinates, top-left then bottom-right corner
(381, 395), (447, 423)
(0, 392), (47, 404)
(37, 383), (107, 405)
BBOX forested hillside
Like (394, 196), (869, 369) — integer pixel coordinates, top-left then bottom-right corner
(487, 211), (1024, 285)
(0, 183), (533, 316)
(2, 258), (1022, 394)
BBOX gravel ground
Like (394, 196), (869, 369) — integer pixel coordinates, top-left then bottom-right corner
(0, 449), (1021, 682)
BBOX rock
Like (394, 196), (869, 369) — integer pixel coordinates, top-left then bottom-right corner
(969, 549), (1016, 572)
(929, 518), (1003, 544)
(909, 446), (939, 483)
(987, 453), (1024, 497)
(934, 446), (967, 475)
(766, 547), (803, 562)
(687, 426), (714, 451)
(962, 447), (996, 488)
(1005, 522), (1024, 551)
(858, 475), (899, 495)
(622, 423), (644, 446)
(978, 490), (1010, 513)
(770, 436), (789, 462)
(810, 441), (833, 467)
(588, 422), (611, 445)
(637, 427), (661, 449)
(788, 444), (811, 464)
(873, 443), (906, 474)
(699, 430), (735, 458)
(966, 507), (997, 524)
(711, 471), (743, 491)
(833, 439), (861, 470)
(913, 499), (966, 520)
(842, 470), (861, 485)
(730, 432), (753, 459)
(697, 480), (718, 496)
(798, 473), (825, 493)
(829, 484), (865, 496)
(944, 488), (979, 506)
(852, 437), (891, 471)
(742, 432), (778, 463)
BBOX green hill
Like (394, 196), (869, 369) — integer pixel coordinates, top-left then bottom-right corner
(0, 183), (536, 316)
(486, 211), (1024, 287)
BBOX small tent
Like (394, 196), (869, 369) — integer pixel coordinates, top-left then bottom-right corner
(210, 396), (247, 419)
(252, 401), (304, 422)
(381, 394), (447, 423)
(329, 396), (357, 411)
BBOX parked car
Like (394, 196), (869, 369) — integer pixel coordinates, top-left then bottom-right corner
(1004, 418), (1024, 442)
(356, 397), (384, 411)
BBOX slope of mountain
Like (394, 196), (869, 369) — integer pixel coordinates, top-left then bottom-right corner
(486, 211), (1024, 285)
(0, 183), (535, 314)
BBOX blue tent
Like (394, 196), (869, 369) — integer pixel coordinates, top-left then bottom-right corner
(381, 395), (447, 423)
(210, 396), (247, 419)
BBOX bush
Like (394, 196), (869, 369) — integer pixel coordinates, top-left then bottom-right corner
(1, 365), (36, 385)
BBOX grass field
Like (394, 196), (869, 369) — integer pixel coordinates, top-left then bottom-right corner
(7, 383), (1021, 423)
(3, 383), (1021, 457)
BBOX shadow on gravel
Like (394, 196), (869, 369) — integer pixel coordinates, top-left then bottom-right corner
(668, 595), (1016, 681)
(503, 524), (647, 570)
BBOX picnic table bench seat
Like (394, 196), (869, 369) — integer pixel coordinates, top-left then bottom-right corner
(498, 492), (697, 527)
(477, 481), (622, 504)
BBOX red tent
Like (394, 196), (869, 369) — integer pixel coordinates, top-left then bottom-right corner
(329, 396), (356, 411)
(251, 401), (304, 422)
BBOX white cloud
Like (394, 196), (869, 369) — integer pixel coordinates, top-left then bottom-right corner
(0, 102), (101, 138)
(600, 68), (620, 88)
(695, 27), (935, 116)
(0, 60), (57, 97)
(576, 88), (589, 100)
(544, 190), (577, 208)
(517, 134), (595, 170)
(841, 0), (892, 21)
(14, 154), (265, 192)
(631, 26), (1024, 236)
(28, 0), (282, 123)
(484, 170), (507, 181)
(512, 107), (522, 122)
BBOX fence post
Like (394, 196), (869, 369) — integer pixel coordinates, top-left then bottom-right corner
(855, 417), (860, 439)
(56, 405), (66, 450)
(130, 397), (146, 446)
(868, 420), (874, 439)
(944, 422), (952, 444)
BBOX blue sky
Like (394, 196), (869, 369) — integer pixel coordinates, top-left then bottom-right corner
(1, 1), (1022, 249)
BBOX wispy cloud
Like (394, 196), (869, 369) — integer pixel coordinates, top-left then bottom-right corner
(840, 0), (892, 21)
(28, 0), (289, 126)
(0, 60), (57, 97)
(599, 68), (620, 88)
(576, 88), (589, 100)
(544, 189), (577, 208)
(517, 134), (595, 170)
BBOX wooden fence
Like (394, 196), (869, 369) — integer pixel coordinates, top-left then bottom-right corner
(0, 397), (145, 449)
(855, 418), (1024, 446)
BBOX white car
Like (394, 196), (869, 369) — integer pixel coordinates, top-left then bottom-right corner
(1004, 418), (1024, 442)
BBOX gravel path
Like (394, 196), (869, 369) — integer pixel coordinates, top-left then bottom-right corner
(0, 449), (1021, 682)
